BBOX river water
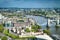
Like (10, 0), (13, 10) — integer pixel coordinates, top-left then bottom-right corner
(26, 15), (60, 39)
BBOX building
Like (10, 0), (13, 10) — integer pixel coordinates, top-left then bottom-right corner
(10, 18), (35, 35)
(0, 14), (4, 24)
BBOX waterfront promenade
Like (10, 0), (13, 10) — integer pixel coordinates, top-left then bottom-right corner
(35, 33), (53, 40)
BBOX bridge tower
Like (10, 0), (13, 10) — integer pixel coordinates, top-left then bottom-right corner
(47, 18), (51, 27)
(56, 15), (60, 26)
(47, 14), (60, 26)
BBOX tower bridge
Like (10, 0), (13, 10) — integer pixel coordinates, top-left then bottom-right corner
(47, 15), (60, 26)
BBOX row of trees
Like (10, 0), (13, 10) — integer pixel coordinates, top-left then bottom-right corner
(1, 36), (7, 40)
(3, 29), (19, 39)
(0, 24), (7, 40)
(31, 24), (41, 32)
(0, 24), (4, 33)
(25, 24), (41, 32)
(25, 24), (51, 35)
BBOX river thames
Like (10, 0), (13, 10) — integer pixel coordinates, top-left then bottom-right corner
(26, 15), (60, 39)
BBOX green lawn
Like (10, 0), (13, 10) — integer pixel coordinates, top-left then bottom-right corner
(0, 36), (7, 40)
(3, 29), (19, 39)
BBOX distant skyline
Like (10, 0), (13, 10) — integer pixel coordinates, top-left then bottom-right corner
(0, 0), (60, 8)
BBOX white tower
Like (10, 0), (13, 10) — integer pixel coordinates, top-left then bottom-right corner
(0, 14), (3, 19)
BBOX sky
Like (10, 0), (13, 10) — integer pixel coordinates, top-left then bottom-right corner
(0, 0), (60, 8)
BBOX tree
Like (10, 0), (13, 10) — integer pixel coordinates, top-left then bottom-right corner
(25, 28), (30, 32)
(43, 30), (50, 35)
(0, 24), (4, 33)
(31, 24), (41, 32)
(35, 24), (41, 29)
(3, 29), (19, 39)
(1, 36), (7, 40)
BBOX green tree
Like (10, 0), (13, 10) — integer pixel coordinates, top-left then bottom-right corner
(31, 24), (41, 32)
(35, 24), (41, 29)
(25, 28), (30, 32)
(3, 29), (19, 39)
(0, 24), (4, 33)
(1, 36), (7, 40)
(43, 30), (50, 35)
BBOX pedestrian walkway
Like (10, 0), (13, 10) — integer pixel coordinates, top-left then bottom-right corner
(35, 33), (53, 40)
